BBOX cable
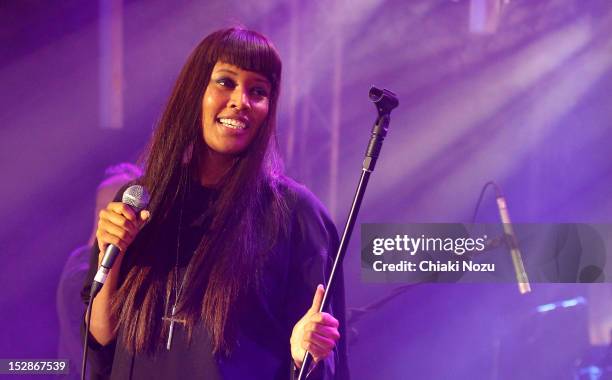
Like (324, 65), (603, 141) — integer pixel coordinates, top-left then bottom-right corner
(81, 288), (96, 380)
(471, 181), (502, 223)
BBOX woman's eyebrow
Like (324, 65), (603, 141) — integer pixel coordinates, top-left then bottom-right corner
(214, 68), (238, 76)
(214, 68), (269, 85)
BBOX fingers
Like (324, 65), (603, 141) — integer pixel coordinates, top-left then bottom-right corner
(290, 286), (341, 367)
(309, 284), (325, 312)
(99, 217), (136, 240)
(97, 229), (130, 253)
(302, 315), (340, 354)
(300, 311), (340, 363)
(139, 209), (151, 223)
(96, 202), (150, 254)
(304, 321), (340, 340)
(100, 208), (135, 231)
(306, 312), (339, 328)
(301, 337), (335, 363)
(106, 202), (138, 225)
(303, 329), (337, 349)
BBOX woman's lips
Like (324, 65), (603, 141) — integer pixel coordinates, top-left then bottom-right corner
(217, 117), (247, 129)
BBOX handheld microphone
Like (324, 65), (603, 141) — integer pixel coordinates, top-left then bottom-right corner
(90, 185), (150, 299)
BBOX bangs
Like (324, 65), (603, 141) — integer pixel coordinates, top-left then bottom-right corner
(210, 29), (282, 91)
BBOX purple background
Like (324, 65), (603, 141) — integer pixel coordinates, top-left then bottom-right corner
(1, 0), (611, 379)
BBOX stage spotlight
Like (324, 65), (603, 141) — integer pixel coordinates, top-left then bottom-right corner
(469, 0), (505, 34)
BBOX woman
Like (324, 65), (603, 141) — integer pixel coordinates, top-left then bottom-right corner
(82, 27), (349, 379)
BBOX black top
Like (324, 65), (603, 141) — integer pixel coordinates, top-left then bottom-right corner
(81, 177), (349, 380)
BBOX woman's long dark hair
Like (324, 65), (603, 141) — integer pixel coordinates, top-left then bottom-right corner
(110, 27), (288, 356)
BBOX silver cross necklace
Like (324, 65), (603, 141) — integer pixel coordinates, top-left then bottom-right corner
(162, 198), (188, 350)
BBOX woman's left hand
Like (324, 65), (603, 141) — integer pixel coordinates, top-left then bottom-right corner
(290, 284), (340, 369)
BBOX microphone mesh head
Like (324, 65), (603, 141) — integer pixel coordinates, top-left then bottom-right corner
(122, 185), (150, 212)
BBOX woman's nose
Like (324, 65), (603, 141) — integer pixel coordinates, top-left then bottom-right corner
(229, 88), (251, 111)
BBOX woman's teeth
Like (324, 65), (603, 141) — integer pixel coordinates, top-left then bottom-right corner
(218, 118), (247, 130)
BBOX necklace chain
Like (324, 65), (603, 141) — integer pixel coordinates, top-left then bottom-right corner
(164, 185), (214, 350)
(163, 189), (189, 351)
(171, 189), (188, 313)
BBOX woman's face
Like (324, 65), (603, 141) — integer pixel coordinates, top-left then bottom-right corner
(201, 61), (272, 157)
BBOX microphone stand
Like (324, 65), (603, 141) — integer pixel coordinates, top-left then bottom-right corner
(297, 86), (399, 380)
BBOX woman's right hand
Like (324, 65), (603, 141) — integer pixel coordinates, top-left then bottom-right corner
(96, 202), (151, 263)
(90, 202), (150, 345)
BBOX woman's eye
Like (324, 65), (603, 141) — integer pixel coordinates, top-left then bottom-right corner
(216, 77), (235, 88)
(251, 87), (269, 98)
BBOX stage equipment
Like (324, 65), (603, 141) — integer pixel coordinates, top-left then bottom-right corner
(472, 181), (530, 294)
(297, 86), (399, 380)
